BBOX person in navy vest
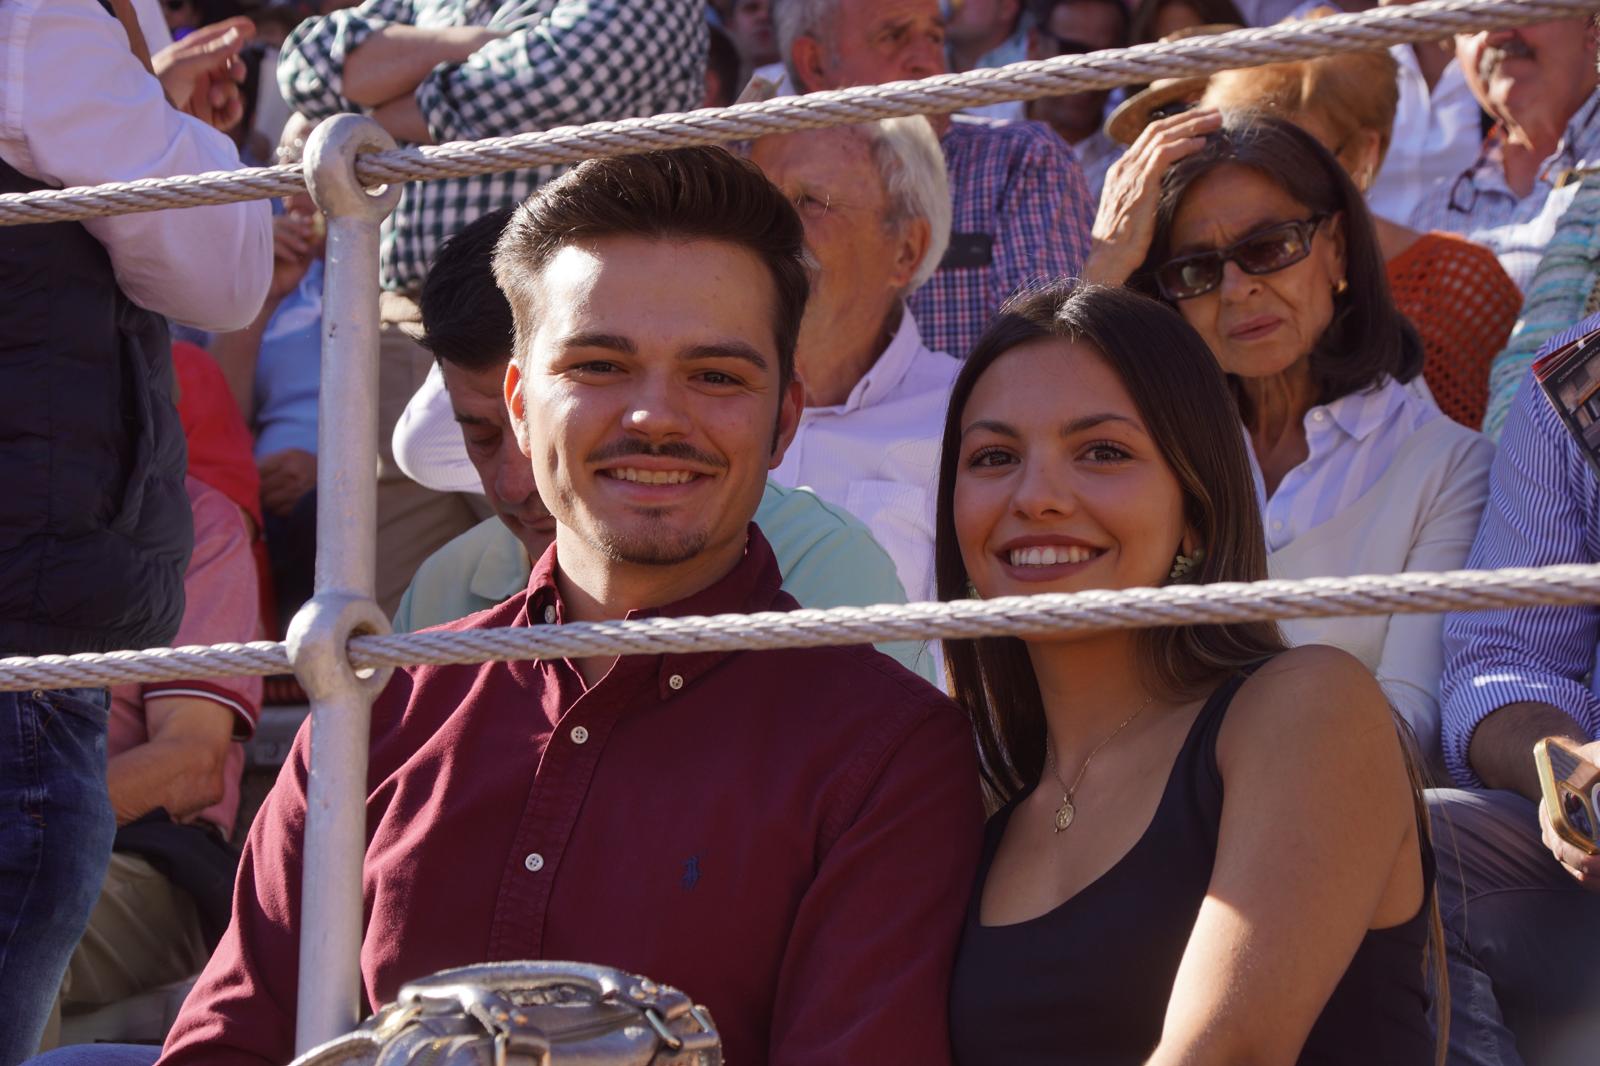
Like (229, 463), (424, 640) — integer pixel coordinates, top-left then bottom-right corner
(0, 2), (270, 1060)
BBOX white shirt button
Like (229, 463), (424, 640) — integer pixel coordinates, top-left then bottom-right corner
(1271, 520), (1284, 531)
(1311, 410), (1327, 423)
(543, 605), (556, 624)
(570, 725), (589, 745)
(667, 674), (684, 691)
(524, 853), (544, 873)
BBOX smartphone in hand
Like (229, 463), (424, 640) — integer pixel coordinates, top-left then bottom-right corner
(1534, 737), (1600, 857)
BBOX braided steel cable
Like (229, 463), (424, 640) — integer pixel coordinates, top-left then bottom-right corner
(1, 563), (1597, 691)
(1, 0), (1593, 225)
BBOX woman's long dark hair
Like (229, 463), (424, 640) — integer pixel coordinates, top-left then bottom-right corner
(1130, 0), (1247, 44)
(934, 282), (1287, 805)
(1129, 114), (1423, 421)
(936, 282), (1449, 1054)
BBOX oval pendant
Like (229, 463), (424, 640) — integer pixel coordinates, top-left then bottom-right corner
(1053, 798), (1075, 833)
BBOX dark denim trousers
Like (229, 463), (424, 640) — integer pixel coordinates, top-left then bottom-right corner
(0, 689), (114, 1065)
(25, 1047), (156, 1066)
(1429, 787), (1600, 1066)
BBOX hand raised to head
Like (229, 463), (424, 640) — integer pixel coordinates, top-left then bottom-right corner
(1082, 108), (1223, 289)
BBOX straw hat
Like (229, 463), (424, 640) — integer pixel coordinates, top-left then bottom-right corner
(1103, 24), (1242, 147)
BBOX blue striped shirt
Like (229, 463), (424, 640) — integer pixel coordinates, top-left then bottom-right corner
(1440, 315), (1600, 788)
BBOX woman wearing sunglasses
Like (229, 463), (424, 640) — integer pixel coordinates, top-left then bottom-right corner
(940, 282), (1441, 1065)
(1084, 110), (1492, 775)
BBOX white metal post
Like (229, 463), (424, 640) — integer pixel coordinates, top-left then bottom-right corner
(289, 114), (403, 1054)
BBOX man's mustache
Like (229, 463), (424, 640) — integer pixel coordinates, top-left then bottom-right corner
(585, 439), (727, 470)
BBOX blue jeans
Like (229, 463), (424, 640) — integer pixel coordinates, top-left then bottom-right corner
(1428, 788), (1600, 1066)
(0, 689), (114, 1065)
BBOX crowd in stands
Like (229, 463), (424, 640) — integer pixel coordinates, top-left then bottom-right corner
(3, 0), (1600, 1063)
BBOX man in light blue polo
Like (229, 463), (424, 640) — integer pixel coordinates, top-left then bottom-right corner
(391, 208), (933, 679)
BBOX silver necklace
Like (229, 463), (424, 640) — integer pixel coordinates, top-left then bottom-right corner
(1045, 694), (1154, 834)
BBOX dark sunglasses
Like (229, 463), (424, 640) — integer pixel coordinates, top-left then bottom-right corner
(1034, 30), (1096, 56)
(1154, 214), (1331, 301)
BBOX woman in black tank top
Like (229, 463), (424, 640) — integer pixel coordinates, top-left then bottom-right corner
(930, 284), (1440, 1065)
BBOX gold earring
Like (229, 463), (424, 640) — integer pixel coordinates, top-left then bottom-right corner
(1334, 278), (1349, 296)
(1169, 549), (1204, 582)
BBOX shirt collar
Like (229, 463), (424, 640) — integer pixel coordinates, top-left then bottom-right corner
(827, 305), (924, 416)
(1471, 89), (1600, 194)
(521, 524), (787, 696)
(470, 524), (532, 604)
(1307, 377), (1411, 444)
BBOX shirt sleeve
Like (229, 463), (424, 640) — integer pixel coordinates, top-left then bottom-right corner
(276, 0), (419, 118)
(983, 123), (1091, 311)
(1372, 431), (1492, 768)
(1440, 375), (1600, 788)
(144, 482), (263, 740)
(157, 714), (312, 1065)
(413, 0), (707, 143)
(766, 699), (982, 1065)
(0, 0), (272, 331)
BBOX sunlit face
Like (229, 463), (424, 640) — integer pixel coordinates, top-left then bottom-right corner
(506, 237), (802, 572)
(749, 129), (919, 400)
(1163, 164), (1345, 380)
(440, 359), (556, 558)
(1456, 20), (1599, 133)
(954, 339), (1187, 613)
(800, 0), (949, 91)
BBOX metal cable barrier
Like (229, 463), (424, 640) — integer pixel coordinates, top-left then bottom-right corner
(9, 0), (1600, 1052)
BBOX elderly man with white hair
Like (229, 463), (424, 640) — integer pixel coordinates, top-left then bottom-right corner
(749, 115), (956, 601)
(770, 0), (1091, 360)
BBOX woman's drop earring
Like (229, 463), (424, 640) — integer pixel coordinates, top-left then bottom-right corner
(1169, 549), (1204, 582)
(1334, 277), (1349, 296)
(964, 579), (981, 600)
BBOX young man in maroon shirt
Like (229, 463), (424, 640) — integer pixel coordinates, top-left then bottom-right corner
(155, 147), (983, 1066)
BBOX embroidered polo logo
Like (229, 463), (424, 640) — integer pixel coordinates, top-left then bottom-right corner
(681, 854), (701, 890)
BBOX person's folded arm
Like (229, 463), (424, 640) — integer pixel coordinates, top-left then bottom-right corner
(1373, 430), (1494, 769)
(1440, 377), (1600, 791)
(3, 0), (270, 330)
(413, 0), (704, 144)
(276, 0), (414, 116)
(767, 700), (982, 1064)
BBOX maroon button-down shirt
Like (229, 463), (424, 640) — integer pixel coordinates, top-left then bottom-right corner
(160, 527), (983, 1065)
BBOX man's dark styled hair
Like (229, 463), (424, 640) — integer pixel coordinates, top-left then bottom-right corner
(418, 207), (517, 374)
(1129, 114), (1423, 417)
(493, 146), (810, 391)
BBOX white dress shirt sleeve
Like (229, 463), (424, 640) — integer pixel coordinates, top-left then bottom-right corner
(1371, 432), (1493, 771)
(0, 0), (271, 331)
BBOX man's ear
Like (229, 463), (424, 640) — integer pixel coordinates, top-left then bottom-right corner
(503, 358), (534, 459)
(889, 217), (932, 293)
(769, 376), (805, 469)
(791, 34), (830, 93)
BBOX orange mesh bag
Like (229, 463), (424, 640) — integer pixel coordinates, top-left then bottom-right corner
(1385, 233), (1521, 428)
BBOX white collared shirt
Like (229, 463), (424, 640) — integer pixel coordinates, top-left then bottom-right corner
(1367, 46), (1481, 227)
(1250, 375), (1443, 552)
(769, 308), (958, 602)
(0, 0), (271, 331)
